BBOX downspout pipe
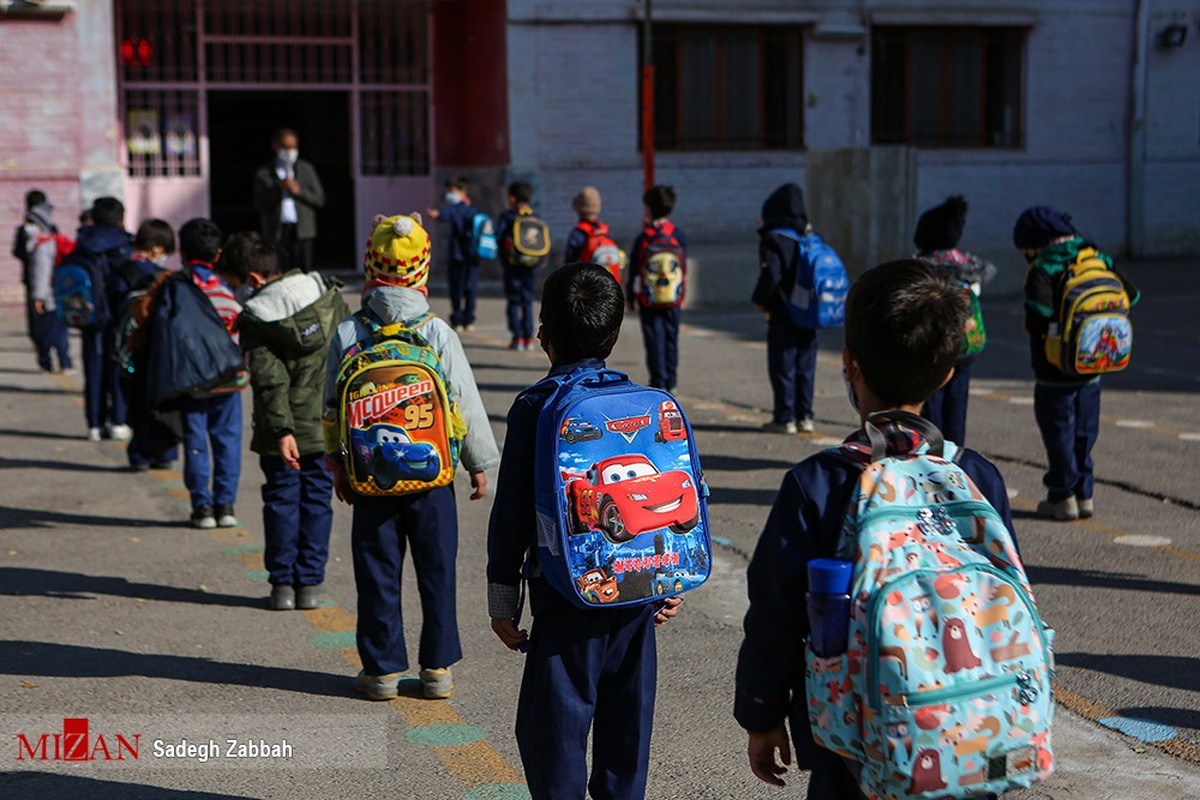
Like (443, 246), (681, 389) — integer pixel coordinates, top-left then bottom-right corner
(1128, 0), (1150, 257)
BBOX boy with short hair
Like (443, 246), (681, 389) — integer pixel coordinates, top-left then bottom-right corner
(1014, 206), (1139, 521)
(222, 238), (350, 611)
(627, 185), (687, 391)
(735, 260), (1016, 799)
(177, 218), (244, 530)
(487, 263), (682, 800)
(23, 197), (73, 374)
(426, 176), (480, 330)
(13, 188), (51, 348)
(324, 212), (498, 700)
(495, 180), (538, 351)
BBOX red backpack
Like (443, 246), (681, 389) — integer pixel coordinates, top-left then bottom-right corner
(576, 219), (626, 283)
(36, 232), (76, 267)
(633, 221), (686, 309)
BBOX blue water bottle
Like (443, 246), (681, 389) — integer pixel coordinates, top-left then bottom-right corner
(807, 559), (853, 657)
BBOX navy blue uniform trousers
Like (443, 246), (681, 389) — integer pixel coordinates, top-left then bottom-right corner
(1034, 380), (1100, 503)
(503, 266), (536, 340)
(351, 486), (462, 675)
(30, 306), (71, 372)
(180, 392), (242, 510)
(82, 327), (126, 429)
(516, 581), (657, 800)
(638, 306), (680, 390)
(447, 260), (479, 328)
(922, 359), (972, 445)
(766, 313), (817, 424)
(260, 454), (333, 587)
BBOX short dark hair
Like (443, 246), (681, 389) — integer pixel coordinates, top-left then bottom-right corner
(845, 259), (966, 406)
(643, 185), (676, 220)
(25, 190), (46, 210)
(508, 181), (533, 204)
(272, 127), (298, 145)
(448, 175), (470, 192)
(178, 218), (223, 264)
(134, 219), (176, 254)
(79, 209), (93, 226)
(91, 197), (125, 228)
(217, 231), (263, 282)
(540, 263), (624, 363)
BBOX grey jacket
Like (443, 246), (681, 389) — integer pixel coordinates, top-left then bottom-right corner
(253, 158), (325, 242)
(25, 206), (57, 310)
(323, 286), (500, 474)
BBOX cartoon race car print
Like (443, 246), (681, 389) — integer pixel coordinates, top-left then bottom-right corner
(566, 454), (699, 542)
(653, 570), (702, 596)
(654, 400), (686, 443)
(560, 417), (603, 445)
(575, 568), (620, 604)
(352, 423), (440, 489)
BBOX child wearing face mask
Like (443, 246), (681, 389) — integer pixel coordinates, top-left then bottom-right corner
(425, 176), (481, 330)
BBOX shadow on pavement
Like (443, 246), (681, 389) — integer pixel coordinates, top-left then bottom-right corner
(708, 486), (779, 507)
(1, 641), (352, 699)
(0, 457), (125, 474)
(0, 427), (91, 442)
(1115, 706), (1200, 732)
(0, 772), (255, 799)
(1025, 565), (1200, 597)
(0, 568), (263, 609)
(1057, 654), (1200, 693)
(0, 506), (186, 531)
(700, 453), (798, 473)
(0, 383), (74, 395)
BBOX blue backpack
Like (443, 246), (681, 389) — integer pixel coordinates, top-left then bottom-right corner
(471, 212), (499, 261)
(53, 250), (109, 330)
(776, 229), (848, 329)
(806, 412), (1054, 799)
(533, 368), (712, 609)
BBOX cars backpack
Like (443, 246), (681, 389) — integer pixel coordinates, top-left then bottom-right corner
(1045, 248), (1132, 377)
(919, 250), (987, 357)
(504, 208), (551, 269)
(577, 219), (626, 283)
(806, 411), (1055, 800)
(775, 229), (849, 329)
(53, 249), (108, 330)
(471, 212), (499, 261)
(333, 311), (467, 497)
(533, 368), (712, 609)
(633, 221), (686, 309)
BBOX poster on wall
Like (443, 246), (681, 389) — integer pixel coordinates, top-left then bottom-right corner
(127, 110), (161, 156)
(165, 112), (196, 158)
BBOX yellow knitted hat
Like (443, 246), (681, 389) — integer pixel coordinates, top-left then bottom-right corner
(363, 214), (432, 288)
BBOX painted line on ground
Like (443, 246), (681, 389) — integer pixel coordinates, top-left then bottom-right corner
(1054, 684), (1200, 761)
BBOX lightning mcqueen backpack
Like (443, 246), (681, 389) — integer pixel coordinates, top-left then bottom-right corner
(633, 221), (686, 309)
(332, 311), (466, 497)
(533, 368), (712, 609)
(806, 412), (1054, 800)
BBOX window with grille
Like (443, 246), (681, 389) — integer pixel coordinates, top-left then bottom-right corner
(123, 89), (202, 178)
(645, 25), (804, 151)
(871, 27), (1025, 148)
(361, 91), (430, 176)
(360, 0), (429, 84)
(117, 0), (198, 83)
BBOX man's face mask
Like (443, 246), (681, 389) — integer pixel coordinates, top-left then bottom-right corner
(278, 148), (299, 165)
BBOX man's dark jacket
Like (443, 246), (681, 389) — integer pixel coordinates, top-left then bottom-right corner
(253, 158), (326, 243)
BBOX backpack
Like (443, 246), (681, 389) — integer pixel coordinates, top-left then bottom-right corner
(577, 220), (626, 283)
(53, 249), (108, 330)
(113, 289), (148, 376)
(333, 311), (467, 497)
(470, 212), (499, 261)
(34, 232), (76, 267)
(806, 412), (1055, 800)
(634, 222), (686, 309)
(918, 250), (987, 358)
(504, 208), (551, 269)
(775, 229), (849, 329)
(1045, 248), (1132, 376)
(533, 368), (712, 609)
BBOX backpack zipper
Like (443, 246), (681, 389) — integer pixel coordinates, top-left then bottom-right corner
(854, 499), (1003, 532)
(891, 671), (1023, 708)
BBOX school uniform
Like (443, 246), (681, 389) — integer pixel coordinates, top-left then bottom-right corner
(496, 207), (537, 341)
(435, 202), (480, 328)
(628, 222), (687, 392)
(73, 224), (134, 431)
(488, 359), (658, 800)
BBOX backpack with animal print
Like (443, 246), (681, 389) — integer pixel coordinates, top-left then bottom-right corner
(806, 411), (1054, 800)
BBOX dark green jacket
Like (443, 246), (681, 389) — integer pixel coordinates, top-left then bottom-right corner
(239, 271), (351, 456)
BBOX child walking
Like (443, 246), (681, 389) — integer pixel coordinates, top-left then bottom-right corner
(426, 177), (481, 330)
(495, 181), (540, 350)
(563, 186), (625, 282)
(627, 185), (687, 391)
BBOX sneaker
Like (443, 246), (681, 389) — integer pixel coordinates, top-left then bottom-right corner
(523, 338), (536, 351)
(295, 583), (325, 610)
(508, 338), (522, 350)
(464, 324), (476, 331)
(87, 427), (102, 442)
(354, 670), (400, 701)
(214, 504), (238, 528)
(129, 462), (150, 472)
(107, 423), (133, 442)
(150, 460), (175, 470)
(269, 584), (296, 611)
(1036, 496), (1079, 522)
(798, 417), (816, 434)
(419, 667), (454, 700)
(190, 505), (217, 529)
(762, 420), (798, 435)
(1077, 497), (1095, 519)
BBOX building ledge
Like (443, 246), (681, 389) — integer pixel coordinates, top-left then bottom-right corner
(0, 1), (74, 20)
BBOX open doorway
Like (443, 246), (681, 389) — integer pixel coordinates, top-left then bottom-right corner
(206, 91), (354, 270)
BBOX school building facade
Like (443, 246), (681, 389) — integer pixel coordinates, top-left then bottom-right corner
(2, 0), (1197, 303)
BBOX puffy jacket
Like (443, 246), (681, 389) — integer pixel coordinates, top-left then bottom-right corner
(238, 271), (351, 457)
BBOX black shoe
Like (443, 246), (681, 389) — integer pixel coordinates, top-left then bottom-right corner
(214, 503), (238, 528)
(269, 585), (296, 611)
(295, 583), (325, 610)
(190, 505), (216, 529)
(129, 462), (150, 472)
(150, 460), (175, 470)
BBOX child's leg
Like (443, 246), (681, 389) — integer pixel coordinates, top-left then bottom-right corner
(793, 325), (818, 423)
(105, 332), (128, 426)
(179, 398), (213, 509)
(259, 454), (302, 587)
(462, 264), (480, 326)
(82, 329), (105, 429)
(503, 268), (521, 338)
(31, 309), (53, 371)
(639, 308), (667, 389)
(588, 608), (657, 800)
(351, 496), (410, 675)
(1072, 381), (1101, 502)
(295, 454), (334, 587)
(447, 261), (465, 327)
(207, 393), (243, 507)
(805, 757), (866, 800)
(51, 315), (71, 369)
(519, 271), (536, 340)
(766, 315), (797, 424)
(941, 360), (971, 445)
(1033, 383), (1078, 502)
(662, 307), (681, 390)
(402, 484), (462, 669)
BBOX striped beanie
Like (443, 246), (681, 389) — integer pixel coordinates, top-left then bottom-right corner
(364, 214), (431, 288)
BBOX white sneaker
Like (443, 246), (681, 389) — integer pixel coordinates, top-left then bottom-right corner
(107, 424), (133, 442)
(762, 420), (798, 435)
(87, 427), (102, 442)
(798, 418), (816, 433)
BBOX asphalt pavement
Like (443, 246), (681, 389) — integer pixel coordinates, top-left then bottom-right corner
(2, 258), (1198, 799)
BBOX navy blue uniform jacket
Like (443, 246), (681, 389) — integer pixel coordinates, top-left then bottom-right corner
(733, 438), (1017, 770)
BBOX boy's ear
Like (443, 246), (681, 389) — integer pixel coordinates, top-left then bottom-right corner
(935, 365), (955, 390)
(248, 272), (267, 289)
(841, 347), (857, 381)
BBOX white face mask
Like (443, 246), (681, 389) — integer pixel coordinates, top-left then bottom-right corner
(278, 148), (299, 166)
(845, 379), (860, 415)
(444, 191), (462, 205)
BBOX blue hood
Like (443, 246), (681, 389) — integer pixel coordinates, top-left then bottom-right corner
(75, 224), (133, 256)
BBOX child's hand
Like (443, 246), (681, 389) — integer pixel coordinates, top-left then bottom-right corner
(329, 461), (355, 505)
(490, 617), (529, 651)
(654, 596), (682, 626)
(469, 470), (488, 500)
(747, 726), (792, 787)
(278, 434), (301, 470)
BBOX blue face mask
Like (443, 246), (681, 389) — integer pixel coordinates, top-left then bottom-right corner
(235, 284), (256, 304)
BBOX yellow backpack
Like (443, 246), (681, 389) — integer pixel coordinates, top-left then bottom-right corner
(1045, 248), (1132, 376)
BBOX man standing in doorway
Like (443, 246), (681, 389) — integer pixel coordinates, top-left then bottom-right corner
(253, 128), (325, 272)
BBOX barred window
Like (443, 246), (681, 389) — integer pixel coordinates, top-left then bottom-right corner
(361, 91), (431, 176)
(123, 89), (201, 178)
(117, 0), (198, 83)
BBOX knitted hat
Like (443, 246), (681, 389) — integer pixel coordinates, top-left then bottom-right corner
(1012, 206), (1077, 250)
(572, 186), (601, 217)
(363, 214), (431, 288)
(913, 196), (968, 253)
